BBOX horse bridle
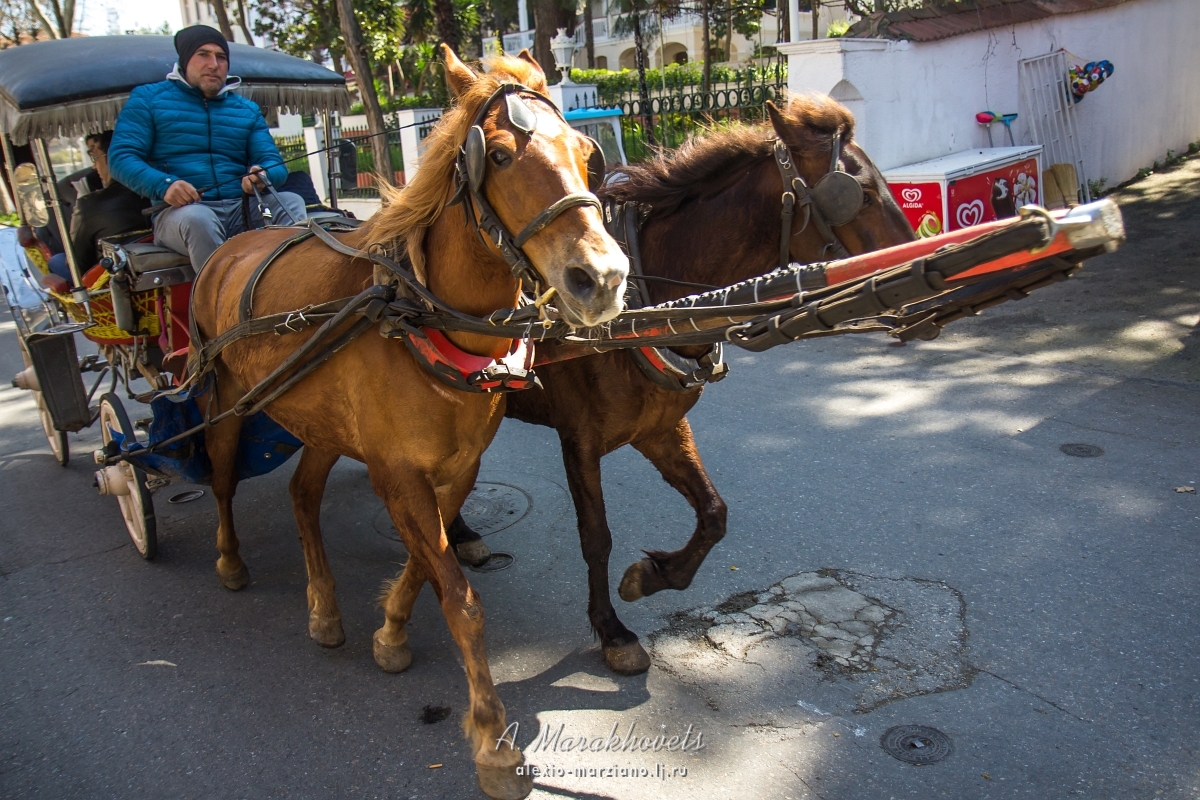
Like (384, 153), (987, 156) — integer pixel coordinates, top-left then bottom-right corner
(774, 132), (865, 266)
(449, 82), (607, 293)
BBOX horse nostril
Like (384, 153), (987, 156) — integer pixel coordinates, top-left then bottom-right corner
(565, 266), (597, 302)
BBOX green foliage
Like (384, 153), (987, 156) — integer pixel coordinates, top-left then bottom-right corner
(1087, 177), (1107, 198)
(252, 0), (403, 67)
(1136, 167), (1152, 179)
(0, 211), (18, 226)
(1189, 141), (1199, 154)
(826, 19), (850, 37)
(571, 61), (786, 95)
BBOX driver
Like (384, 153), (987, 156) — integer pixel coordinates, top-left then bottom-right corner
(108, 25), (305, 270)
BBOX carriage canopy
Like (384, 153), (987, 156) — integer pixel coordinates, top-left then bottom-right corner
(0, 36), (351, 145)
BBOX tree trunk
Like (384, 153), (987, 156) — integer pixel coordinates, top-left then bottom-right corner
(630, 6), (654, 145)
(334, 0), (393, 188)
(811, 0), (819, 40)
(28, 0), (66, 38)
(778, 0), (788, 43)
(533, 0), (575, 82)
(209, 1), (236, 41)
(234, 0), (255, 44)
(583, 0), (595, 69)
(724, 2), (732, 64)
(701, 0), (710, 92)
(432, 0), (461, 54)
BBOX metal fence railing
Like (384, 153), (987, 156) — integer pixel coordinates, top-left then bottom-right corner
(274, 134), (309, 175)
(333, 127), (405, 200)
(592, 60), (788, 160)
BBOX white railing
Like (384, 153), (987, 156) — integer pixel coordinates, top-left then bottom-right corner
(502, 30), (535, 54)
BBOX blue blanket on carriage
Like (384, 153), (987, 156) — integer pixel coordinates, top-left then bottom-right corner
(127, 388), (302, 485)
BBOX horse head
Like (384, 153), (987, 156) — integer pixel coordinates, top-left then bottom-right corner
(444, 46), (628, 328)
(767, 96), (915, 259)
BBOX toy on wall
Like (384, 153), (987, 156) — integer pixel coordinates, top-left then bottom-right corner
(975, 111), (1018, 147)
(1068, 60), (1114, 102)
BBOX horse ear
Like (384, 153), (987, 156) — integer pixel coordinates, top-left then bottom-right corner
(441, 43), (478, 98)
(515, 49), (549, 92)
(766, 100), (795, 143)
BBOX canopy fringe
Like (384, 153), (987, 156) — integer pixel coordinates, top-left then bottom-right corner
(2, 84), (352, 145)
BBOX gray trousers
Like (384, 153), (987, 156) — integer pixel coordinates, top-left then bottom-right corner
(153, 191), (307, 270)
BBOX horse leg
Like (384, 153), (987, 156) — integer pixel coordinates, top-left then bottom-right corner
(375, 472), (531, 800)
(206, 367), (249, 590)
(448, 512), (492, 567)
(289, 445), (345, 647)
(560, 432), (652, 676)
(618, 418), (728, 601)
(373, 556), (423, 673)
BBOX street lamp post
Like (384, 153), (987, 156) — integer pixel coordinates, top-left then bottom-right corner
(549, 27), (578, 85)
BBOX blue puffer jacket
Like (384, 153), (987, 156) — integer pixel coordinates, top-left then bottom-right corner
(109, 67), (287, 203)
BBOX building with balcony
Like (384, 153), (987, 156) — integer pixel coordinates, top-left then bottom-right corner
(501, 0), (851, 69)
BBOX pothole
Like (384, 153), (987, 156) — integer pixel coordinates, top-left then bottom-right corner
(652, 569), (974, 712)
(373, 482), (532, 542)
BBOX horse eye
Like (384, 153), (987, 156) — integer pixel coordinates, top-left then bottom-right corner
(862, 192), (874, 207)
(489, 150), (511, 167)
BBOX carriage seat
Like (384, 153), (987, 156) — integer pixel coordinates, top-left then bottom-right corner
(100, 238), (196, 292)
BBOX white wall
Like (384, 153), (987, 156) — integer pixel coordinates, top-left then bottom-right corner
(779, 0), (1200, 187)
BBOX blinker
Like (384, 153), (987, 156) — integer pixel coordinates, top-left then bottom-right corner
(811, 171), (864, 227)
(506, 92), (537, 135)
(465, 125), (486, 193)
(585, 136), (606, 192)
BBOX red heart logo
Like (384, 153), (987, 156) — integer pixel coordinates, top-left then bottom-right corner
(901, 187), (922, 203)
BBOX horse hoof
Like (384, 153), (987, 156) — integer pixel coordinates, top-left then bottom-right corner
(475, 759), (533, 800)
(456, 538), (492, 567)
(309, 613), (346, 648)
(618, 560), (648, 601)
(216, 562), (249, 591)
(604, 640), (651, 675)
(373, 632), (413, 673)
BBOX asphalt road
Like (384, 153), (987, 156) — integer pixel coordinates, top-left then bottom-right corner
(1, 158), (1198, 800)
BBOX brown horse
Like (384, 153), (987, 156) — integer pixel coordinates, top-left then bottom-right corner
(190, 48), (626, 799)
(491, 96), (917, 673)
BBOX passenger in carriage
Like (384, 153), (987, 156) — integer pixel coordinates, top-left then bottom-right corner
(46, 131), (149, 282)
(108, 25), (305, 271)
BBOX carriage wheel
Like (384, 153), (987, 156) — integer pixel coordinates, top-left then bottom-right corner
(98, 393), (157, 559)
(16, 332), (69, 466)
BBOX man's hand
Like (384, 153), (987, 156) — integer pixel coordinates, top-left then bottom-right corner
(242, 166), (267, 194)
(164, 179), (201, 207)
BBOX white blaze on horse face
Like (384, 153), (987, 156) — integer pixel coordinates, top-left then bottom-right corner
(497, 102), (628, 327)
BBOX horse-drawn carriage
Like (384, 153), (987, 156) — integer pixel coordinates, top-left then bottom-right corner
(0, 36), (351, 557)
(2, 38), (1125, 800)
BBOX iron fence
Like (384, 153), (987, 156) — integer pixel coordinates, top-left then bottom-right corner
(274, 134), (309, 175)
(335, 127), (405, 199)
(593, 60), (788, 159)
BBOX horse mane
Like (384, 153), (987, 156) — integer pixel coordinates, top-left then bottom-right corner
(361, 54), (549, 278)
(599, 94), (856, 217)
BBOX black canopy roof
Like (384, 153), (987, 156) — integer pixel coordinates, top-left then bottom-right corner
(0, 36), (350, 144)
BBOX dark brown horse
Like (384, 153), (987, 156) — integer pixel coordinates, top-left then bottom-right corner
(489, 96), (916, 674)
(191, 49), (626, 799)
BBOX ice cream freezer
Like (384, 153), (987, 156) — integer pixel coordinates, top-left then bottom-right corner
(884, 146), (1043, 238)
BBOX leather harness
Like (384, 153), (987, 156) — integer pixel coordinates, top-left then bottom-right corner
(605, 132), (861, 393)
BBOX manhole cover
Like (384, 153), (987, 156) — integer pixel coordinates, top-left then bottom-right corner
(373, 482), (531, 542)
(1060, 443), (1104, 458)
(168, 489), (205, 504)
(469, 552), (514, 573)
(880, 725), (953, 765)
